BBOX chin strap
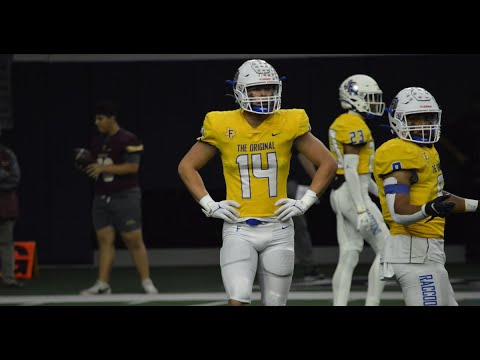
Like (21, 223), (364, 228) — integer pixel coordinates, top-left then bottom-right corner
(251, 105), (271, 113)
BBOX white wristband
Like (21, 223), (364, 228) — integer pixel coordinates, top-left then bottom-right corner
(199, 194), (215, 211)
(300, 189), (318, 210)
(465, 199), (479, 213)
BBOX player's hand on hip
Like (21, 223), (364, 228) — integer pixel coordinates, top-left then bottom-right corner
(275, 189), (318, 221)
(356, 210), (371, 232)
(201, 199), (240, 223)
(275, 198), (306, 221)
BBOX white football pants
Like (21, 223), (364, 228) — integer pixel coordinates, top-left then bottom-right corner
(330, 182), (390, 306)
(220, 219), (294, 306)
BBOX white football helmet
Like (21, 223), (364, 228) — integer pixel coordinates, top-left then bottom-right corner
(388, 87), (442, 144)
(339, 74), (385, 118)
(228, 59), (282, 114)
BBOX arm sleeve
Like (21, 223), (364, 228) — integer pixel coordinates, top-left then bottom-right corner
(343, 153), (367, 213)
(368, 177), (379, 197)
(383, 177), (427, 224)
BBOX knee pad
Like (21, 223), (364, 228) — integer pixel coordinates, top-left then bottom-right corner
(262, 249), (294, 276)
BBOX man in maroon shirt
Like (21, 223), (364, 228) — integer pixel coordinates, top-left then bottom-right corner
(80, 101), (158, 295)
(0, 132), (23, 288)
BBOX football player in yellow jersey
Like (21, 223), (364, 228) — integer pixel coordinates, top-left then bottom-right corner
(328, 74), (390, 306)
(178, 59), (337, 306)
(374, 87), (480, 306)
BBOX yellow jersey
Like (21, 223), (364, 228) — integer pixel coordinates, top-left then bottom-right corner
(328, 112), (374, 175)
(198, 108), (311, 217)
(373, 138), (445, 238)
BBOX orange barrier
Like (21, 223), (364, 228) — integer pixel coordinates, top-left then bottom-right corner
(13, 241), (38, 279)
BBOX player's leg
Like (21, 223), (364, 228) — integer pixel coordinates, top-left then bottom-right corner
(331, 188), (364, 306)
(332, 218), (363, 305)
(221, 222), (259, 305)
(257, 221), (295, 306)
(293, 214), (314, 266)
(365, 254), (383, 305)
(80, 224), (115, 294)
(117, 189), (157, 294)
(287, 180), (322, 280)
(363, 201), (389, 306)
(80, 194), (115, 294)
(96, 226), (116, 283)
(392, 261), (457, 306)
(295, 214), (324, 281)
(293, 213), (322, 277)
(92, 194), (116, 283)
(447, 278), (459, 306)
(121, 228), (158, 293)
(0, 219), (22, 287)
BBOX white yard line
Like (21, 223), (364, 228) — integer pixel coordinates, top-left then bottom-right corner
(0, 291), (479, 305)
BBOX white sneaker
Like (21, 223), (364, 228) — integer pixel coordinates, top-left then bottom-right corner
(80, 280), (111, 295)
(142, 278), (158, 294)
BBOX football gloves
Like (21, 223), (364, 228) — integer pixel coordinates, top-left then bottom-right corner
(199, 195), (240, 223)
(422, 194), (455, 222)
(275, 189), (318, 221)
(356, 210), (371, 233)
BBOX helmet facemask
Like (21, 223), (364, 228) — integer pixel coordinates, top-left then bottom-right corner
(339, 74), (385, 118)
(234, 83), (281, 114)
(390, 110), (441, 144)
(364, 92), (385, 117)
(388, 87), (442, 144)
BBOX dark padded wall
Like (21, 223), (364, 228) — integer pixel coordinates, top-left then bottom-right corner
(9, 55), (480, 264)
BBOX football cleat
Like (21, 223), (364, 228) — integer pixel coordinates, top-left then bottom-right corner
(80, 280), (111, 295)
(142, 278), (158, 294)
